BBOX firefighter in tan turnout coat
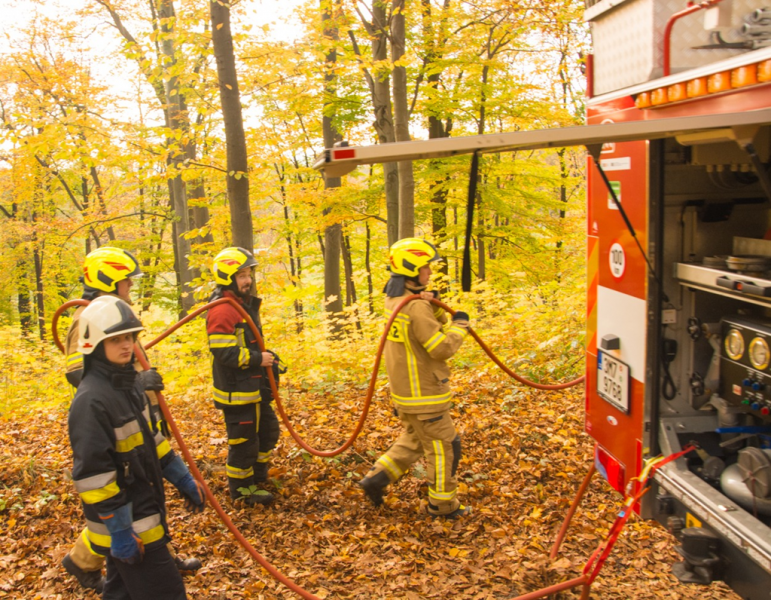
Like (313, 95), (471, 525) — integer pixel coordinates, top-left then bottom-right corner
(359, 238), (471, 518)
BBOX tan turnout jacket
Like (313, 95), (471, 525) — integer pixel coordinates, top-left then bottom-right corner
(384, 292), (468, 414)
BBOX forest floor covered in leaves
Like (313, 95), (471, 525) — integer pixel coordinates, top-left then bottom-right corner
(0, 365), (740, 599)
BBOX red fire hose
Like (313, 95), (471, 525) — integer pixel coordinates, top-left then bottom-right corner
(53, 295), (584, 458)
(51, 294), (584, 598)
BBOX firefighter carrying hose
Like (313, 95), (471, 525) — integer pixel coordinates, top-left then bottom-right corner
(206, 247), (282, 506)
(358, 238), (472, 518)
(61, 247), (202, 592)
(68, 296), (205, 599)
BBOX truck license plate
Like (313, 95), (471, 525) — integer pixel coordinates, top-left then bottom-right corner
(597, 350), (630, 414)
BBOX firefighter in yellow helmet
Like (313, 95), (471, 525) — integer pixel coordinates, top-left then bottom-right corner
(205, 247), (282, 506)
(61, 247), (201, 593)
(358, 238), (472, 518)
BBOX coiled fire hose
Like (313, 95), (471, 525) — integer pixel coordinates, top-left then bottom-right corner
(144, 295), (583, 457)
(52, 294), (585, 598)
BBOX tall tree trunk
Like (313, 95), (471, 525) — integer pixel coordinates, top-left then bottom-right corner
(281, 187), (304, 333)
(89, 167), (116, 241)
(476, 62), (489, 281)
(372, 0), (399, 244)
(159, 0), (195, 312)
(18, 290), (32, 337)
(33, 245), (45, 341)
(180, 93), (213, 245)
(342, 233), (357, 306)
(210, 0), (254, 250)
(321, 0), (343, 326)
(365, 220), (374, 313)
(423, 0), (451, 280)
(391, 0), (414, 239)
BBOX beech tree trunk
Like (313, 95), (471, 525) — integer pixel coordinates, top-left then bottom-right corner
(391, 0), (414, 239)
(211, 0), (254, 250)
(321, 0), (343, 324)
(372, 0), (399, 245)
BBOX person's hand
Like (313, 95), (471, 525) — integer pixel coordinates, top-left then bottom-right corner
(419, 291), (435, 301)
(260, 352), (274, 367)
(110, 528), (144, 564)
(100, 505), (144, 564)
(138, 368), (164, 392)
(176, 474), (206, 514)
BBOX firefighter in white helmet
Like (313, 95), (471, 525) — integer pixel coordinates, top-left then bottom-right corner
(67, 296), (205, 599)
(61, 247), (201, 593)
(358, 238), (472, 518)
(206, 247), (282, 506)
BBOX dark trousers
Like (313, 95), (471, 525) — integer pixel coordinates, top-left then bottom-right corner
(223, 400), (280, 498)
(104, 545), (185, 600)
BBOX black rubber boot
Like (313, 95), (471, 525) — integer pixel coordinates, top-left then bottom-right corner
(358, 470), (391, 507)
(253, 462), (269, 484)
(233, 489), (275, 506)
(61, 554), (105, 593)
(174, 556), (203, 572)
(422, 500), (472, 519)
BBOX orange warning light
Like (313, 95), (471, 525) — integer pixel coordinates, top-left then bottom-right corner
(651, 87), (669, 106)
(731, 65), (758, 88)
(686, 77), (708, 98)
(634, 92), (651, 109)
(758, 60), (771, 83)
(667, 82), (687, 102)
(707, 71), (732, 93)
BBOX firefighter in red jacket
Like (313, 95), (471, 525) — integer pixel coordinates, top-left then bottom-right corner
(206, 247), (281, 506)
(68, 296), (205, 599)
(61, 247), (201, 593)
(359, 238), (471, 518)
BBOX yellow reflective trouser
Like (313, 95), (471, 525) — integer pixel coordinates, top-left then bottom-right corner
(69, 527), (178, 572)
(372, 409), (461, 515)
(69, 528), (105, 572)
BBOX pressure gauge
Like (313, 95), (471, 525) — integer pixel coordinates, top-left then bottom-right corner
(725, 328), (744, 360)
(749, 337), (770, 370)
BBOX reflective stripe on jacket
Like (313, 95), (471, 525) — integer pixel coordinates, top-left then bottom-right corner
(383, 293), (468, 414)
(68, 360), (171, 556)
(206, 290), (269, 409)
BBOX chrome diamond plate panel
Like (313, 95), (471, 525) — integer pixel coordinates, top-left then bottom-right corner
(591, 0), (763, 95)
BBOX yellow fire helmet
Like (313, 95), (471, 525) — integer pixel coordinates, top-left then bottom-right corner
(83, 247), (142, 293)
(388, 238), (441, 278)
(212, 247), (258, 286)
(78, 296), (144, 355)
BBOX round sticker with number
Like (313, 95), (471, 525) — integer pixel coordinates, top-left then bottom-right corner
(609, 242), (625, 279)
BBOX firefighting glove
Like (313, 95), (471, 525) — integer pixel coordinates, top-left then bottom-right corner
(137, 368), (164, 392)
(268, 350), (287, 375)
(452, 311), (470, 322)
(99, 504), (144, 565)
(163, 455), (206, 513)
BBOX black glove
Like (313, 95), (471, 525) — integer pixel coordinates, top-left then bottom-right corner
(137, 368), (164, 392)
(268, 351), (287, 375)
(429, 290), (441, 300)
(452, 311), (469, 322)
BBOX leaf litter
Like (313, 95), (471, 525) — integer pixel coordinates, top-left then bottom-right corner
(0, 366), (740, 599)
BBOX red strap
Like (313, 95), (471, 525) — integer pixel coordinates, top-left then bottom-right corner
(583, 444), (695, 584)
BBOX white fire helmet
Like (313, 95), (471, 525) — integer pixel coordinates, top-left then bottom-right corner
(77, 296), (144, 355)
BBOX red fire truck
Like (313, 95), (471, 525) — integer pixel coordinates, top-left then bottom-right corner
(314, 2), (771, 597)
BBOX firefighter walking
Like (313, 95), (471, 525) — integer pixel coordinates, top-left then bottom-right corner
(206, 247), (281, 506)
(68, 296), (205, 599)
(359, 238), (472, 518)
(61, 247), (202, 592)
